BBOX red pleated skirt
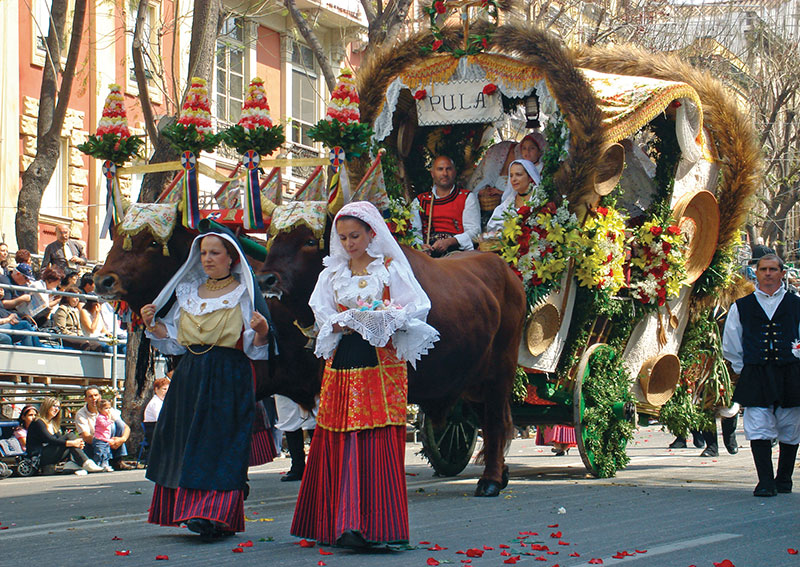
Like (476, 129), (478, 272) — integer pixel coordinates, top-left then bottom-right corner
(249, 428), (277, 466)
(148, 485), (245, 533)
(290, 425), (409, 546)
(536, 424), (577, 447)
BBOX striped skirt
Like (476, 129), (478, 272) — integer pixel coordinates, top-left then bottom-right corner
(250, 400), (278, 467)
(148, 485), (245, 533)
(536, 424), (577, 447)
(290, 425), (408, 545)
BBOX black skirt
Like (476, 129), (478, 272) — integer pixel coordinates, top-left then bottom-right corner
(146, 346), (255, 491)
(732, 362), (800, 408)
(331, 333), (379, 370)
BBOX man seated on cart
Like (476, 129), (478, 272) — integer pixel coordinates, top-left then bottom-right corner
(411, 155), (481, 257)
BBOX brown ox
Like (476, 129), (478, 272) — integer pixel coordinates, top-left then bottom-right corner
(258, 224), (526, 496)
(93, 224), (321, 409)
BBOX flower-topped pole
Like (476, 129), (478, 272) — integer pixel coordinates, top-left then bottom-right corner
(77, 84), (144, 237)
(308, 69), (373, 162)
(162, 78), (222, 229)
(222, 77), (285, 230)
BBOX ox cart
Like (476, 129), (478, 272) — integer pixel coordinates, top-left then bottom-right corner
(348, 20), (760, 478)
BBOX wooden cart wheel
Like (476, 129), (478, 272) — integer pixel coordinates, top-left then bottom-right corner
(573, 343), (606, 476)
(419, 400), (479, 477)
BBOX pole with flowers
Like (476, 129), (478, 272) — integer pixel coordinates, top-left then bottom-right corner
(161, 78), (222, 229)
(77, 84), (144, 237)
(222, 78), (285, 230)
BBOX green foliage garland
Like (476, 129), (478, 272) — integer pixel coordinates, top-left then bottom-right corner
(77, 133), (144, 165)
(307, 119), (373, 159)
(222, 123), (285, 157)
(581, 346), (635, 478)
(161, 122), (222, 155)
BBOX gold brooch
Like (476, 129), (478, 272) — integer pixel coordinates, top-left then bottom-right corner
(358, 279), (368, 288)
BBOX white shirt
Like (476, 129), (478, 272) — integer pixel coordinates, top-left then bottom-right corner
(722, 284), (800, 373)
(75, 404), (123, 438)
(143, 395), (163, 423)
(410, 186), (481, 250)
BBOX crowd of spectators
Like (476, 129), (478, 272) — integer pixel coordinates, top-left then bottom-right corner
(0, 230), (126, 353)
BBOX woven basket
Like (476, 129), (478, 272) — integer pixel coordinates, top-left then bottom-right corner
(478, 237), (502, 252)
(478, 192), (502, 211)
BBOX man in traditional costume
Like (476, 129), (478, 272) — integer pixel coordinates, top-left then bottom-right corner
(722, 254), (800, 497)
(411, 155), (480, 256)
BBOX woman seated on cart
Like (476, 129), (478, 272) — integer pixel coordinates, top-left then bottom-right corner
(485, 159), (542, 233)
(468, 133), (545, 206)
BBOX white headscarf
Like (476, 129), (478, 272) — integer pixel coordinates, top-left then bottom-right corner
(328, 201), (408, 268)
(508, 158), (542, 188)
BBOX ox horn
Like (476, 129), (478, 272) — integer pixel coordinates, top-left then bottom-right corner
(593, 142), (625, 197)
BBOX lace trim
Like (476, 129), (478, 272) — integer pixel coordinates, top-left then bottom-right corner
(176, 279), (246, 315)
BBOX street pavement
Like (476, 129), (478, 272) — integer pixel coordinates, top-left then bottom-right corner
(0, 425), (798, 566)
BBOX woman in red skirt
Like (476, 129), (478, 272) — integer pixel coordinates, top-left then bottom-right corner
(291, 201), (439, 548)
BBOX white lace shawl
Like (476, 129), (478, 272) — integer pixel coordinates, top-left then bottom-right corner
(467, 140), (515, 194)
(310, 254), (439, 368)
(146, 276), (270, 360)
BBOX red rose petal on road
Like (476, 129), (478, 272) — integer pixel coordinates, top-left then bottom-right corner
(558, 540), (570, 545)
(238, 541), (253, 548)
(298, 539), (315, 548)
(466, 549), (484, 558)
(111, 536), (122, 541)
(155, 556), (169, 560)
(456, 550), (465, 555)
(588, 559), (603, 564)
(569, 552), (580, 557)
(427, 558), (440, 566)
(535, 557), (547, 562)
(419, 541), (431, 545)
(547, 551), (559, 555)
(547, 524), (559, 528)
(635, 549), (647, 554)
(317, 562), (326, 566)
(789, 549), (799, 555)
(550, 531), (562, 538)
(115, 550), (131, 556)
(501, 551), (511, 556)
(713, 561), (735, 567)
(530, 544), (549, 551)
(484, 545), (494, 550)
(503, 557), (520, 564)
(232, 548), (244, 553)
(319, 549), (333, 555)
(460, 560), (472, 564)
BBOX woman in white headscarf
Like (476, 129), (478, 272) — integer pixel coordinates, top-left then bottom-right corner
(291, 201), (439, 548)
(486, 159), (543, 233)
(140, 228), (273, 541)
(468, 132), (546, 203)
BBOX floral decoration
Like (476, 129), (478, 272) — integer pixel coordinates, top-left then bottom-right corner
(223, 77), (285, 156)
(575, 205), (628, 295)
(162, 77), (222, 154)
(77, 84), (143, 164)
(482, 83), (498, 95)
(422, 0), (499, 57)
(385, 196), (417, 247)
(500, 188), (582, 308)
(307, 69), (373, 159)
(414, 89), (427, 100)
(629, 215), (687, 308)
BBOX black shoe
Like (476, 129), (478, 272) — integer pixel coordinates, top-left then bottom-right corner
(668, 438), (687, 449)
(554, 450), (566, 456)
(754, 484), (778, 497)
(700, 447), (719, 457)
(692, 432), (706, 449)
(281, 470), (303, 482)
(724, 442), (739, 455)
(776, 482), (792, 493)
(336, 529), (370, 549)
(775, 443), (798, 494)
(186, 518), (215, 537)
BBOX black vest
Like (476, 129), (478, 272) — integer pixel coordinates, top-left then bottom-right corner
(737, 291), (800, 366)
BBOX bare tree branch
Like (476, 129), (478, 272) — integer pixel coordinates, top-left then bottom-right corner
(284, 0), (337, 92)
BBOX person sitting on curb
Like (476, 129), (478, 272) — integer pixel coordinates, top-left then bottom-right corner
(74, 387), (132, 470)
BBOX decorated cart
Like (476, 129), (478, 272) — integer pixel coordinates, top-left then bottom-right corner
(343, 10), (761, 478)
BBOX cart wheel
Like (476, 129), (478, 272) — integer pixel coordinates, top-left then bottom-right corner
(17, 458), (36, 477)
(573, 343), (635, 478)
(419, 400), (479, 477)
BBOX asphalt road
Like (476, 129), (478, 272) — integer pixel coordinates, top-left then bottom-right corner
(1, 425), (798, 567)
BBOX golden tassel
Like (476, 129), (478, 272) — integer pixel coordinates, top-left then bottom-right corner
(123, 235), (132, 250)
(162, 242), (170, 256)
(657, 311), (667, 347)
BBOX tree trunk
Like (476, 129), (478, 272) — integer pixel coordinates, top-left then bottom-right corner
(120, 329), (154, 457)
(284, 0), (337, 92)
(16, 0), (87, 251)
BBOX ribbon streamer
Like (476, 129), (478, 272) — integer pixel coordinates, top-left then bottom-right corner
(242, 150), (264, 229)
(181, 151), (200, 229)
(100, 161), (125, 238)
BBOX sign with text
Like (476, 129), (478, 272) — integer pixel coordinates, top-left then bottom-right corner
(415, 81), (504, 126)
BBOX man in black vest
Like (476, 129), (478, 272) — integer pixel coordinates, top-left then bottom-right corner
(723, 254), (800, 497)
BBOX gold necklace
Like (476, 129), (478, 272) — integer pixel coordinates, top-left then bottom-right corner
(204, 274), (236, 291)
(349, 260), (369, 276)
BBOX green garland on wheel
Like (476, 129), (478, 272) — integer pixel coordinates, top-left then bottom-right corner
(581, 347), (635, 478)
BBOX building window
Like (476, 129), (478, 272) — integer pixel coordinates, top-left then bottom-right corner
(40, 139), (69, 219)
(289, 41), (319, 149)
(126, 0), (158, 83)
(32, 0), (74, 62)
(215, 16), (246, 126)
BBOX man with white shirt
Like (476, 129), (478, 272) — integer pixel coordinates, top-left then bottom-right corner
(723, 254), (800, 497)
(41, 224), (87, 272)
(411, 156), (481, 257)
(75, 386), (132, 470)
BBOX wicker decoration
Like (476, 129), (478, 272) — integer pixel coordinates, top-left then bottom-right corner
(638, 353), (680, 406)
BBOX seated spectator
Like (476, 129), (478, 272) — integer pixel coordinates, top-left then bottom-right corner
(26, 397), (103, 474)
(59, 270), (80, 292)
(13, 261), (49, 323)
(93, 399), (115, 472)
(75, 386), (131, 470)
(143, 377), (169, 451)
(14, 404), (38, 452)
(0, 242), (8, 276)
(79, 299), (113, 353)
(79, 273), (95, 295)
(31, 267), (64, 328)
(53, 288), (105, 352)
(0, 287), (44, 347)
(14, 249), (32, 268)
(0, 265), (34, 316)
